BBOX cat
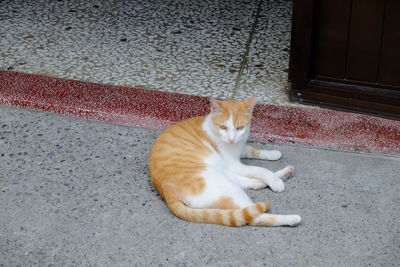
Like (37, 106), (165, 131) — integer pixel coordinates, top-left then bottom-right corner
(149, 97), (301, 227)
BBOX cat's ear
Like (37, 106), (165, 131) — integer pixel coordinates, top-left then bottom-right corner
(245, 96), (257, 114)
(210, 98), (222, 114)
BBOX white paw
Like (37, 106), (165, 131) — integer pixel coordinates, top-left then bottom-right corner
(275, 166), (295, 181)
(262, 150), (282, 161)
(287, 215), (302, 226)
(250, 180), (267, 190)
(268, 178), (285, 192)
(283, 166), (295, 180)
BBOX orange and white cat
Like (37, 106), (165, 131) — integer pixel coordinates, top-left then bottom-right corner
(149, 97), (301, 227)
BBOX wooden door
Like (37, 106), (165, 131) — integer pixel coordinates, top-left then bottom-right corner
(290, 0), (400, 119)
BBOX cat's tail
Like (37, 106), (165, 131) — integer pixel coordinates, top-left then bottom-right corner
(163, 190), (270, 227)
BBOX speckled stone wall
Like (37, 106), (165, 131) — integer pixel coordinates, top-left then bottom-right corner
(1, 71), (399, 155)
(0, 0), (298, 106)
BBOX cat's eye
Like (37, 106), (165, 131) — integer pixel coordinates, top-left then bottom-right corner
(219, 125), (227, 130)
(236, 126), (245, 130)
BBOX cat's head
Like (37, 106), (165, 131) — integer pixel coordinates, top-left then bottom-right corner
(209, 97), (256, 144)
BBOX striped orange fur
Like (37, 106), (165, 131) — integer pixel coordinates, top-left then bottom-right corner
(149, 97), (302, 227)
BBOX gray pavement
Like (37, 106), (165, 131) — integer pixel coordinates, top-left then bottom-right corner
(1, 106), (399, 266)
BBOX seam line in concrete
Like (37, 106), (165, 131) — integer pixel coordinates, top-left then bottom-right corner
(232, 0), (263, 97)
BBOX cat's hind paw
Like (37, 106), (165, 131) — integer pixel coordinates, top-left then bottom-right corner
(275, 166), (295, 181)
(268, 178), (285, 193)
(250, 180), (267, 190)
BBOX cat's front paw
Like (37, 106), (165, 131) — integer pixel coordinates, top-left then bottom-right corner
(261, 150), (282, 161)
(287, 215), (302, 226)
(268, 178), (285, 192)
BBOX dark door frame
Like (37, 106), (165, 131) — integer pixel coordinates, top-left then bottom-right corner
(289, 0), (400, 119)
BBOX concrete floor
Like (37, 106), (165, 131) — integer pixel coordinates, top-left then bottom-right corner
(1, 0), (297, 106)
(1, 106), (399, 266)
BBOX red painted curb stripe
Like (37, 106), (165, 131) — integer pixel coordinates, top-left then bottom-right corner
(1, 70), (399, 155)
